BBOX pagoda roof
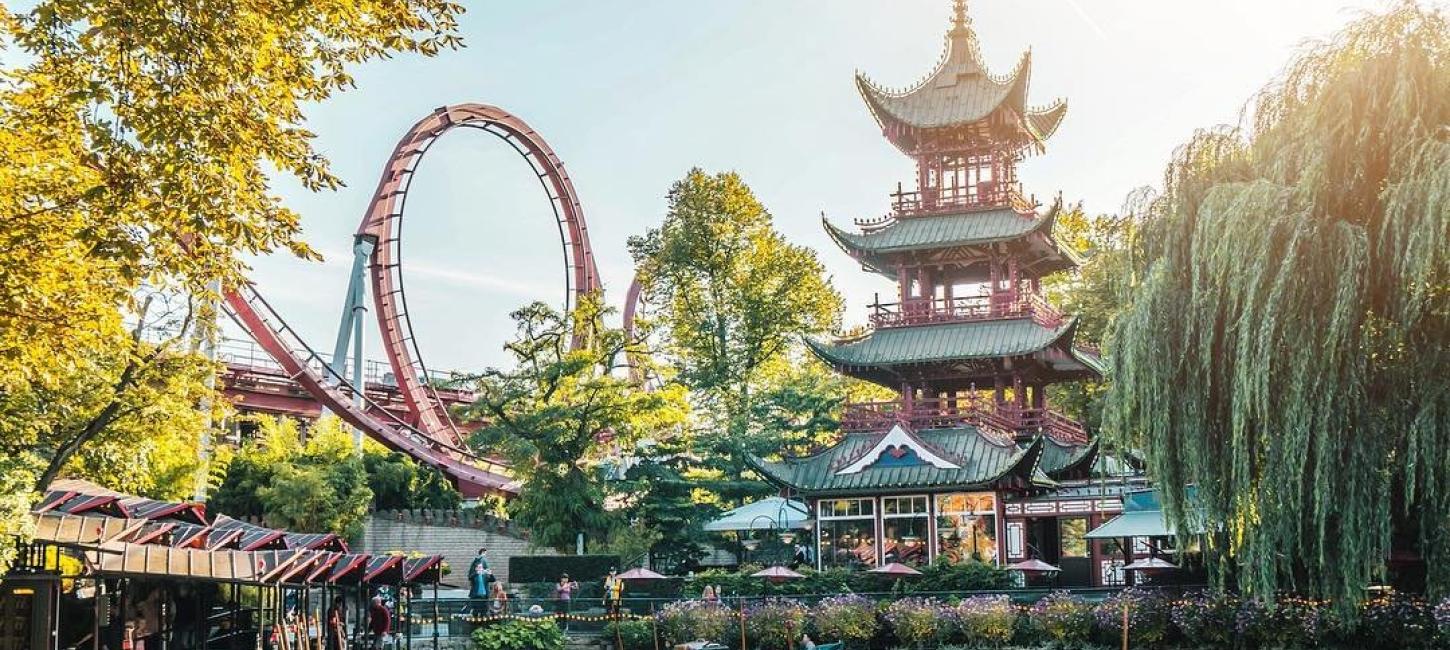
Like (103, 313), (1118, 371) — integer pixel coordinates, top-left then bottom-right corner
(749, 424), (1051, 495)
(1039, 438), (1099, 480)
(856, 2), (1066, 152)
(808, 316), (1075, 369)
(823, 207), (1078, 278)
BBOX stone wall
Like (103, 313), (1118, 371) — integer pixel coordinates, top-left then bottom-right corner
(356, 510), (559, 586)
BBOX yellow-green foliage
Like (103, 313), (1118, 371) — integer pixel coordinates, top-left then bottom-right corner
(1106, 3), (1450, 609)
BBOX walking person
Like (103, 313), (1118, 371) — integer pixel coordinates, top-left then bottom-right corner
(366, 595), (391, 650)
(467, 548), (493, 601)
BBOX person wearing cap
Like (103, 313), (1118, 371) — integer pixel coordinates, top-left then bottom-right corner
(602, 568), (624, 615)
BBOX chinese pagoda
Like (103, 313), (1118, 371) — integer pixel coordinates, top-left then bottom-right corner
(752, 1), (1141, 587)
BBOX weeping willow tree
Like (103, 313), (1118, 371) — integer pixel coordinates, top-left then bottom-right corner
(1106, 3), (1449, 608)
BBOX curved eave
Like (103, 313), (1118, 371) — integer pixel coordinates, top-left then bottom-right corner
(746, 455), (805, 492)
(985, 436), (1052, 489)
(809, 315), (1083, 373)
(856, 46), (1032, 130)
(1045, 439), (1100, 481)
(823, 209), (1069, 280)
(1069, 345), (1106, 378)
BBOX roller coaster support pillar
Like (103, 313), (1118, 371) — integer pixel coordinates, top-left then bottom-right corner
(330, 235), (377, 449)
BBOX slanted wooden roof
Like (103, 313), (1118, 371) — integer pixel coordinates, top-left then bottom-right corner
(856, 0), (1066, 153)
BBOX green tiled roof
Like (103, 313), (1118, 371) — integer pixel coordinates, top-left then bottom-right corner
(825, 209), (1048, 259)
(807, 317), (1076, 368)
(1039, 439), (1098, 480)
(751, 428), (1044, 495)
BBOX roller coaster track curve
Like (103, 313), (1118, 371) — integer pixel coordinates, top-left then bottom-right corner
(222, 103), (601, 497)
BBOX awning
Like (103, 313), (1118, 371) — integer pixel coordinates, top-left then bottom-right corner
(703, 497), (811, 532)
(1084, 510), (1175, 539)
(1084, 487), (1204, 539)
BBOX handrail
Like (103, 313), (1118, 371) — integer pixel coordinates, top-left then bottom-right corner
(868, 293), (1063, 329)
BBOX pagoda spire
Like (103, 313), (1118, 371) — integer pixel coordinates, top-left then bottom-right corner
(951, 0), (972, 36)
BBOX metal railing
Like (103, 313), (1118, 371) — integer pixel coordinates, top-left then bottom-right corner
(868, 293), (1063, 329)
(840, 396), (1089, 444)
(216, 335), (475, 394)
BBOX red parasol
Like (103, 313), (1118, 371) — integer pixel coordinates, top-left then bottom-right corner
(616, 567), (668, 580)
(1005, 558), (1062, 573)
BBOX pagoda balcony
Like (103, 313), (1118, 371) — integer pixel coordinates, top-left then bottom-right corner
(868, 293), (1063, 329)
(890, 183), (1035, 217)
(841, 396), (1089, 444)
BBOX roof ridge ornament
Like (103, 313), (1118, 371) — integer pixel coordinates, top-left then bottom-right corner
(951, 0), (972, 35)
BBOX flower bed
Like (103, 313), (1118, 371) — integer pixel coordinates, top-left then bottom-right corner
(635, 590), (1450, 649)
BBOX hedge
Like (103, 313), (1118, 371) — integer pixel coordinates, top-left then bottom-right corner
(508, 554), (620, 584)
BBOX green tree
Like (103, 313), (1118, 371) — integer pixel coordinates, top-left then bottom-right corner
(1105, 4), (1450, 607)
(0, 0), (463, 571)
(1042, 203), (1138, 431)
(0, 294), (219, 499)
(462, 298), (689, 553)
(210, 416), (373, 539)
(628, 168), (843, 491)
(363, 441), (463, 511)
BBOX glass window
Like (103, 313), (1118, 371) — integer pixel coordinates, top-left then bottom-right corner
(819, 518), (877, 570)
(1060, 518), (1088, 558)
(882, 495), (930, 566)
(819, 498), (874, 519)
(882, 496), (928, 515)
(935, 492), (1000, 565)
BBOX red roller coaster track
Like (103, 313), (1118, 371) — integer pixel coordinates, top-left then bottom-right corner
(222, 104), (601, 498)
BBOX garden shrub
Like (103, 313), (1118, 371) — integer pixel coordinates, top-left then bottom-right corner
(655, 600), (734, 646)
(1169, 591), (1239, 648)
(469, 619), (564, 650)
(1355, 594), (1434, 649)
(604, 619), (654, 650)
(1435, 597), (1450, 647)
(812, 594), (879, 647)
(949, 594), (1016, 646)
(746, 597), (809, 650)
(910, 557), (1014, 592)
(1093, 587), (1171, 647)
(884, 597), (945, 648)
(1031, 590), (1093, 646)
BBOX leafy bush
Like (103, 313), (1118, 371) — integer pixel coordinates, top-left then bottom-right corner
(1435, 597), (1450, 647)
(812, 594), (879, 647)
(910, 557), (1014, 592)
(949, 594), (1016, 646)
(1093, 587), (1171, 647)
(884, 597), (945, 648)
(605, 619), (654, 650)
(746, 597), (808, 650)
(470, 619), (564, 650)
(655, 600), (734, 646)
(1169, 591), (1238, 648)
(1030, 590), (1093, 646)
(1356, 594), (1434, 648)
(508, 554), (620, 583)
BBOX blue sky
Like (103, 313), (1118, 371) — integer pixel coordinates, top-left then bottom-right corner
(243, 0), (1394, 372)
